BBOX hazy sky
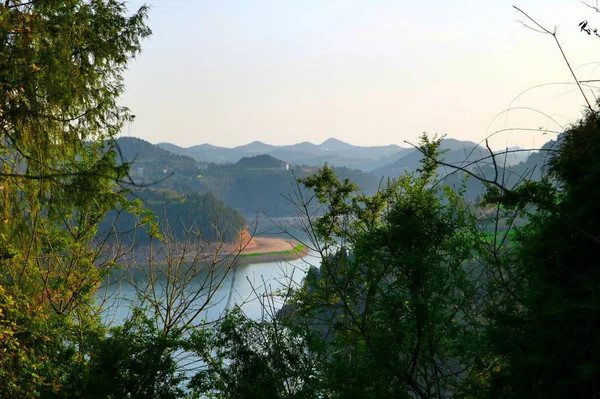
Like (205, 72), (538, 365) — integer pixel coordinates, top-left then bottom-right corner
(120, 0), (600, 150)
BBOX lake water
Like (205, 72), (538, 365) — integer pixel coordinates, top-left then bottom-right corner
(99, 249), (321, 327)
(98, 215), (321, 327)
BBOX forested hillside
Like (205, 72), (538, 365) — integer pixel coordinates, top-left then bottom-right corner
(117, 136), (208, 193)
(116, 140), (384, 217)
(157, 137), (409, 171)
(102, 191), (247, 245)
(2, 2), (599, 398)
(125, 135), (546, 216)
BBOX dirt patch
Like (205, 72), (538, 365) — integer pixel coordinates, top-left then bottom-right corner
(234, 228), (257, 251)
(228, 228), (300, 256)
(228, 229), (309, 265)
(130, 228), (309, 267)
(242, 237), (298, 254)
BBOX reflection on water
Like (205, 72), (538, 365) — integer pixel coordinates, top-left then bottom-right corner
(98, 250), (320, 326)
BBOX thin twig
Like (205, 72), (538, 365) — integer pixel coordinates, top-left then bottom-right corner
(582, 1), (600, 13)
(516, 20), (548, 34)
(513, 5), (593, 110)
(408, 141), (600, 246)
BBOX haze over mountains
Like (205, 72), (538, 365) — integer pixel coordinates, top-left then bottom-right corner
(158, 137), (406, 171)
(108, 135), (544, 219)
(157, 137), (531, 173)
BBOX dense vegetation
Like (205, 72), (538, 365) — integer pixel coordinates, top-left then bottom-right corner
(117, 136), (207, 193)
(1, 1), (599, 398)
(101, 190), (247, 245)
(118, 135), (545, 218)
(118, 136), (383, 217)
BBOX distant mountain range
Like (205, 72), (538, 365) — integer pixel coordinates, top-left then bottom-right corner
(157, 137), (408, 171)
(116, 137), (383, 217)
(373, 139), (532, 177)
(157, 137), (532, 173)
(117, 136), (546, 217)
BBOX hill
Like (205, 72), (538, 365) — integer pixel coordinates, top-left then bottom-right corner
(157, 137), (409, 171)
(236, 154), (286, 169)
(117, 138), (381, 218)
(110, 137), (247, 243)
(374, 139), (532, 177)
(130, 136), (548, 218)
(116, 136), (207, 193)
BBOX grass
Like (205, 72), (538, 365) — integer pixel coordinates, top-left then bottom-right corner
(479, 230), (516, 244)
(239, 243), (305, 258)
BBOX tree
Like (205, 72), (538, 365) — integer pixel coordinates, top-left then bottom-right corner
(482, 107), (600, 398)
(188, 307), (325, 399)
(270, 136), (484, 398)
(82, 308), (184, 399)
(0, 1), (151, 396)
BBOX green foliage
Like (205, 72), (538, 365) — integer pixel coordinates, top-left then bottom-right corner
(286, 136), (481, 398)
(103, 191), (247, 245)
(483, 107), (600, 398)
(82, 308), (184, 399)
(157, 192), (246, 243)
(188, 307), (325, 399)
(299, 163), (359, 247)
(236, 154), (285, 169)
(0, 1), (151, 396)
(0, 284), (51, 397)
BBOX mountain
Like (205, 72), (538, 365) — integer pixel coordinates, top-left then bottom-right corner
(116, 136), (208, 193)
(157, 137), (409, 171)
(123, 136), (552, 218)
(496, 146), (533, 166)
(119, 138), (384, 217)
(236, 154), (286, 168)
(281, 141), (321, 153)
(436, 138), (479, 151)
(373, 139), (488, 177)
(373, 139), (534, 177)
(104, 137), (248, 244)
(184, 143), (237, 163)
(233, 141), (276, 154)
(154, 142), (188, 156)
(320, 137), (354, 151)
(267, 149), (318, 164)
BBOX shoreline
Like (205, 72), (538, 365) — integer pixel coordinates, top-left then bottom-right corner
(126, 236), (310, 269)
(233, 236), (310, 266)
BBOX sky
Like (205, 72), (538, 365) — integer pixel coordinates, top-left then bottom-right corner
(120, 0), (600, 150)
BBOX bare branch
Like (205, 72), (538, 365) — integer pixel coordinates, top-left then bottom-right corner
(512, 5), (552, 34)
(582, 1), (600, 13)
(516, 20), (548, 34)
(408, 141), (600, 246)
(512, 5), (593, 110)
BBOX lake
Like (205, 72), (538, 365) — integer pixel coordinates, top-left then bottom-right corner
(98, 249), (321, 327)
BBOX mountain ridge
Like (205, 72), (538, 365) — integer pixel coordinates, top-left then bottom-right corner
(154, 136), (529, 172)
(156, 137), (409, 170)
(119, 136), (548, 218)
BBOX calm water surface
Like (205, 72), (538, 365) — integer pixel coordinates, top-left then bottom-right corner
(99, 249), (320, 325)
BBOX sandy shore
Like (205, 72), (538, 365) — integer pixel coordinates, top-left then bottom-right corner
(232, 236), (309, 265)
(241, 237), (298, 254)
(128, 230), (310, 268)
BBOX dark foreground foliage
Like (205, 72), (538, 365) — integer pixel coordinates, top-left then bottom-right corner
(2, 1), (600, 398)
